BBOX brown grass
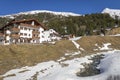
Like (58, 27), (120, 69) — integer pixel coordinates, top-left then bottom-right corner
(0, 40), (77, 75)
(0, 77), (3, 80)
(106, 27), (120, 35)
(76, 36), (120, 54)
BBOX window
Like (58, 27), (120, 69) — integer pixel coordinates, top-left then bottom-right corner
(5, 40), (9, 43)
(29, 34), (31, 36)
(14, 24), (17, 27)
(24, 33), (27, 36)
(24, 27), (27, 30)
(33, 29), (35, 32)
(33, 34), (35, 37)
(15, 33), (18, 35)
(42, 36), (44, 38)
(20, 33), (23, 36)
(20, 27), (23, 30)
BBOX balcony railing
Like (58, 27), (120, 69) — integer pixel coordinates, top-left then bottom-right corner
(20, 23), (39, 28)
(11, 34), (20, 39)
(32, 31), (40, 34)
(32, 36), (40, 39)
(11, 28), (20, 32)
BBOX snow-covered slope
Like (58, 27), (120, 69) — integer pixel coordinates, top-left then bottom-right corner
(18, 10), (81, 16)
(0, 10), (81, 19)
(102, 8), (120, 19)
(2, 50), (120, 80)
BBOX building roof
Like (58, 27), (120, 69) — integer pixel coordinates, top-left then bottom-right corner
(0, 19), (47, 30)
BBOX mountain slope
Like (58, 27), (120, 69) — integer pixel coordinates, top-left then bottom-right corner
(102, 8), (120, 19)
(0, 36), (120, 75)
(0, 9), (118, 36)
(0, 10), (81, 19)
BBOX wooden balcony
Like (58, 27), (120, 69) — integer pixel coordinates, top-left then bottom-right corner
(0, 33), (4, 37)
(11, 34), (20, 39)
(11, 28), (20, 32)
(20, 23), (39, 28)
(32, 36), (40, 39)
(32, 31), (40, 34)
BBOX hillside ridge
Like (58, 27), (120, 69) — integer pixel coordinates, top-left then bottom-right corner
(0, 10), (81, 19)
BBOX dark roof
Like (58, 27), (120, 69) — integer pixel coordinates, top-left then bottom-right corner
(0, 19), (47, 30)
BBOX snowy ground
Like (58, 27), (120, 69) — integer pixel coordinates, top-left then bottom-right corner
(94, 43), (112, 51)
(1, 50), (120, 80)
(110, 34), (120, 36)
(70, 37), (85, 51)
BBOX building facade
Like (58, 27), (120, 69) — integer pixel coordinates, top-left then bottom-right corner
(0, 19), (46, 45)
(43, 29), (61, 42)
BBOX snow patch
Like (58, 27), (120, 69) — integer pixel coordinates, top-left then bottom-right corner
(2, 61), (59, 80)
(65, 51), (81, 57)
(71, 51), (81, 56)
(71, 40), (85, 51)
(57, 57), (66, 62)
(70, 37), (84, 51)
(110, 34), (120, 36)
(99, 43), (112, 50)
(72, 40), (80, 49)
(94, 43), (112, 51)
(80, 48), (85, 51)
(69, 37), (81, 41)
(98, 50), (120, 75)
(2, 54), (92, 80)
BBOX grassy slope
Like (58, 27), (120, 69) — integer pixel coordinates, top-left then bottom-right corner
(106, 27), (120, 35)
(0, 36), (120, 76)
(77, 36), (120, 54)
(0, 40), (77, 75)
